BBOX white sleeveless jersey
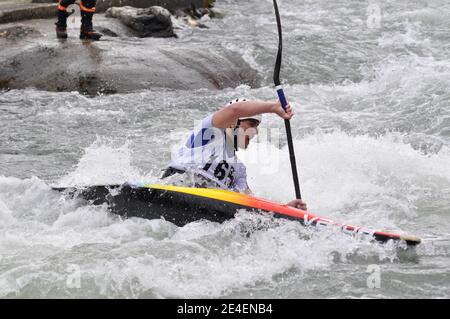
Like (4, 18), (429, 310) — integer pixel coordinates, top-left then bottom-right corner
(169, 115), (248, 192)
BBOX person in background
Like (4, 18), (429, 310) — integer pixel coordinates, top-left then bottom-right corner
(55, 0), (102, 40)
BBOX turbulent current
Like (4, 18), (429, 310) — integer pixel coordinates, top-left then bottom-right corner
(1, 0), (449, 298)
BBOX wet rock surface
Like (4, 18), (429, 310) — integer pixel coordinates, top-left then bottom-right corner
(0, 15), (258, 95)
(0, 25), (41, 40)
(105, 6), (175, 38)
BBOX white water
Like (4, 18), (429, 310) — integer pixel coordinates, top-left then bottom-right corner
(1, 0), (450, 298)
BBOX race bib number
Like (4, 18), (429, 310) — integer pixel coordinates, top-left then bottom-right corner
(203, 157), (235, 187)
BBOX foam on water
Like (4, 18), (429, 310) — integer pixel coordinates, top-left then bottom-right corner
(56, 137), (150, 187)
(244, 132), (450, 225)
(0, 176), (400, 298)
(1, 130), (448, 298)
(1, 0), (450, 299)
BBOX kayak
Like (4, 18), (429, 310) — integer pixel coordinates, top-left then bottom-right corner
(52, 183), (421, 247)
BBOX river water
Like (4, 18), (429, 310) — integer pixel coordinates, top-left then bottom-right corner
(0, 0), (449, 298)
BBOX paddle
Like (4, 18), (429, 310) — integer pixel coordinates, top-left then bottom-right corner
(273, 0), (302, 200)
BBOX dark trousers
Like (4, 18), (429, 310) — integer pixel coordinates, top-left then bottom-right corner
(161, 167), (186, 179)
(56, 0), (97, 30)
(160, 167), (221, 189)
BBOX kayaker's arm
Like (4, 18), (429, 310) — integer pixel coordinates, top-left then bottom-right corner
(212, 100), (294, 128)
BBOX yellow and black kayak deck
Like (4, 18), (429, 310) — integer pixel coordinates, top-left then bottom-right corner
(53, 183), (421, 247)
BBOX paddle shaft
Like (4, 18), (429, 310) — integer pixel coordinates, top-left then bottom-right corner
(273, 0), (302, 200)
(277, 87), (302, 200)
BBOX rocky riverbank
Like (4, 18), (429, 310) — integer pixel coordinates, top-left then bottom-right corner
(0, 0), (216, 24)
(0, 1), (259, 95)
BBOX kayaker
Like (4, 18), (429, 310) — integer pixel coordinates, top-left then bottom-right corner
(162, 98), (307, 210)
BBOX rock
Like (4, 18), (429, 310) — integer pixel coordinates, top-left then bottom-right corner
(2, 1), (216, 24)
(173, 7), (211, 29)
(96, 0), (217, 13)
(0, 25), (41, 41)
(0, 17), (258, 95)
(0, 2), (57, 24)
(188, 4), (203, 19)
(105, 6), (175, 38)
(209, 8), (225, 19)
(95, 26), (119, 37)
(197, 8), (210, 17)
(173, 9), (188, 18)
(183, 15), (207, 29)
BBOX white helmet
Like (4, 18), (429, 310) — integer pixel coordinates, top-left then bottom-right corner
(228, 98), (262, 124)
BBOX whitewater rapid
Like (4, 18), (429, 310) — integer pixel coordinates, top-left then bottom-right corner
(1, 0), (450, 298)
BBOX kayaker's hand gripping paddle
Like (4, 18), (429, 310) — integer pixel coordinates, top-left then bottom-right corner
(273, 0), (302, 200)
